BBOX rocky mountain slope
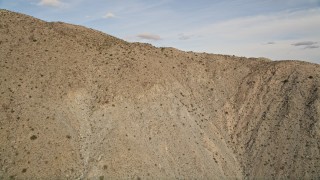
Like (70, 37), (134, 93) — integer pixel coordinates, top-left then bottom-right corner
(0, 9), (319, 179)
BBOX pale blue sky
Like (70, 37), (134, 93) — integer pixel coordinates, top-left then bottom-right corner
(1, 0), (320, 63)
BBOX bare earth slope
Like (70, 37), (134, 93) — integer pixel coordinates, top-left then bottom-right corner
(0, 10), (319, 179)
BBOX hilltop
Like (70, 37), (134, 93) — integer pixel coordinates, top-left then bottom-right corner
(0, 9), (320, 179)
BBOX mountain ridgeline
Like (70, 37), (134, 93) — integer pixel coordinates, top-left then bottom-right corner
(0, 10), (320, 179)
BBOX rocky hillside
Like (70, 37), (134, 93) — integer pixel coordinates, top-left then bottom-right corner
(0, 9), (319, 179)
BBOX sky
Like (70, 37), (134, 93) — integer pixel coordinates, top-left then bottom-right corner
(1, 0), (320, 64)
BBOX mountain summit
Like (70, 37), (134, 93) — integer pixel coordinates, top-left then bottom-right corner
(1, 10), (320, 179)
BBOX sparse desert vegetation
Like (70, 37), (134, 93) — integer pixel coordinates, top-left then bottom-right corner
(0, 9), (320, 179)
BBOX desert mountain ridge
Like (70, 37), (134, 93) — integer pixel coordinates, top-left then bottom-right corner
(1, 9), (320, 179)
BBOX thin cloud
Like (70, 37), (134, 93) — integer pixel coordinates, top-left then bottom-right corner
(178, 8), (320, 63)
(292, 41), (317, 46)
(103, 12), (116, 19)
(38, 0), (61, 7)
(304, 45), (319, 49)
(179, 34), (193, 40)
(136, 33), (161, 41)
(193, 8), (320, 41)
